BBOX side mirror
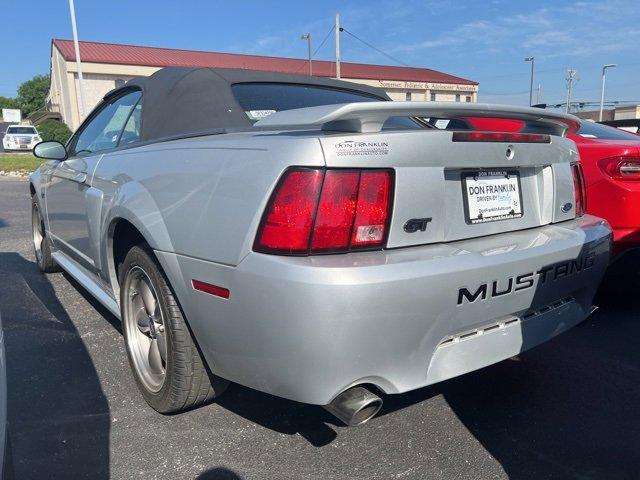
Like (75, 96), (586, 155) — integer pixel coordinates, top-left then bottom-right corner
(33, 141), (67, 161)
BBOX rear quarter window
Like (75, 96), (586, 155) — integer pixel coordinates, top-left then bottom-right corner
(578, 121), (640, 140)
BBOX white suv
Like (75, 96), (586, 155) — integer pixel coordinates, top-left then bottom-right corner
(2, 125), (41, 151)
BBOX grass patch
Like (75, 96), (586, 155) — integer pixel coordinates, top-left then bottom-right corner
(0, 154), (43, 172)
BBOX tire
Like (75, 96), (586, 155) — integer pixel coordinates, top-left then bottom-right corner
(119, 245), (227, 413)
(31, 196), (60, 273)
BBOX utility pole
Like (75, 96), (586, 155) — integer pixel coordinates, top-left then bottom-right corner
(537, 83), (542, 104)
(301, 33), (312, 76)
(565, 69), (577, 113)
(599, 63), (616, 121)
(68, 0), (86, 119)
(525, 57), (535, 106)
(335, 13), (341, 79)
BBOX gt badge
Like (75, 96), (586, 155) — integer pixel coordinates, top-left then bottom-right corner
(404, 218), (432, 233)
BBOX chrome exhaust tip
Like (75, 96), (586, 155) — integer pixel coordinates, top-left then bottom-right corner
(323, 386), (383, 426)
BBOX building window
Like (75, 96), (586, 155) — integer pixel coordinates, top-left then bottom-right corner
(466, 96), (472, 103)
(430, 92), (436, 102)
(115, 79), (125, 88)
(405, 92), (412, 101)
(455, 94), (461, 102)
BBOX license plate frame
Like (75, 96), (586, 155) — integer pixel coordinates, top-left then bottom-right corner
(462, 169), (524, 225)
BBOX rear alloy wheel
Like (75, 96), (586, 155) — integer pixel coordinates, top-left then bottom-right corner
(123, 266), (168, 393)
(120, 246), (227, 413)
(31, 196), (59, 273)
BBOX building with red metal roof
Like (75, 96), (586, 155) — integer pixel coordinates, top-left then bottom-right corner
(47, 39), (479, 129)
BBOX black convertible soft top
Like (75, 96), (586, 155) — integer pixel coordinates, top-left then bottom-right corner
(103, 67), (390, 143)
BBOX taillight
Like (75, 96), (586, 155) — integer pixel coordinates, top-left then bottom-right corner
(351, 171), (392, 247)
(255, 169), (323, 254)
(452, 131), (551, 143)
(311, 171), (359, 252)
(598, 156), (640, 180)
(255, 168), (394, 255)
(571, 162), (587, 217)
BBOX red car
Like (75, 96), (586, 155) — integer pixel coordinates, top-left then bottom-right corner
(569, 121), (640, 255)
(429, 116), (640, 256)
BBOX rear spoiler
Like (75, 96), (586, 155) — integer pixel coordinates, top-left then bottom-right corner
(254, 101), (581, 136)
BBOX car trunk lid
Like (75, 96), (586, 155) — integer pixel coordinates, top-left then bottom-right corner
(318, 129), (578, 248)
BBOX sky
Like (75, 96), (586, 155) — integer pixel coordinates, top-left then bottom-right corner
(1, 0), (639, 109)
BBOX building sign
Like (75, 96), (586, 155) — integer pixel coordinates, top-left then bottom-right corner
(378, 80), (478, 92)
(379, 80), (427, 89)
(1, 109), (21, 123)
(427, 82), (478, 92)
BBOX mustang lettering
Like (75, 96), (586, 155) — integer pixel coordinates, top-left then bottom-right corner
(457, 252), (597, 305)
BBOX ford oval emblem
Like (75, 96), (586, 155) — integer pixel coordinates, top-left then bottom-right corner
(505, 145), (514, 160)
(562, 202), (573, 213)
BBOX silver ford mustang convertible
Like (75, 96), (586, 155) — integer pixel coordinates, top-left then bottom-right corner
(30, 68), (611, 426)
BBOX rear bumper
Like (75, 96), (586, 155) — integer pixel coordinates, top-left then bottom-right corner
(157, 215), (611, 405)
(611, 227), (640, 257)
(585, 178), (640, 256)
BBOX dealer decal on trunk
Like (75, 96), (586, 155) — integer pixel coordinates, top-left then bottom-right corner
(334, 140), (389, 156)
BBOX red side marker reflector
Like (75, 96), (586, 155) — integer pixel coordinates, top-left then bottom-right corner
(452, 131), (551, 143)
(571, 162), (587, 216)
(192, 279), (230, 299)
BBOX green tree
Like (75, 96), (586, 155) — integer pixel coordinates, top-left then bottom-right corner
(0, 96), (19, 110)
(17, 74), (50, 117)
(37, 120), (72, 144)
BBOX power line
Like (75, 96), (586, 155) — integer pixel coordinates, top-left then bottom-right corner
(312, 26), (335, 60)
(294, 25), (335, 74)
(340, 28), (411, 67)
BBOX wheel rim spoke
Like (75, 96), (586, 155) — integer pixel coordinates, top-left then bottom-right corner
(130, 293), (149, 334)
(139, 278), (156, 317)
(148, 338), (164, 374)
(156, 330), (167, 364)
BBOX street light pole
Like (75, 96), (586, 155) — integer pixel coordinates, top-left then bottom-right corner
(524, 56), (535, 106)
(599, 63), (616, 122)
(301, 33), (312, 76)
(537, 83), (542, 104)
(68, 0), (86, 119)
(335, 13), (341, 79)
(566, 69), (577, 113)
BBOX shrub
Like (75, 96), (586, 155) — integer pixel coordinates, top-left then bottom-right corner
(0, 96), (19, 110)
(17, 75), (49, 117)
(38, 120), (72, 144)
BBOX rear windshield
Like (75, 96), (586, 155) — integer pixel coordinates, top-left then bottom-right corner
(7, 126), (36, 134)
(231, 82), (425, 130)
(577, 121), (640, 141)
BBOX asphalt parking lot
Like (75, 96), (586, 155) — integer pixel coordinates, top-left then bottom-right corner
(0, 178), (639, 480)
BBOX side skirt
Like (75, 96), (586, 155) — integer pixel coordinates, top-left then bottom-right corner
(52, 251), (121, 319)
